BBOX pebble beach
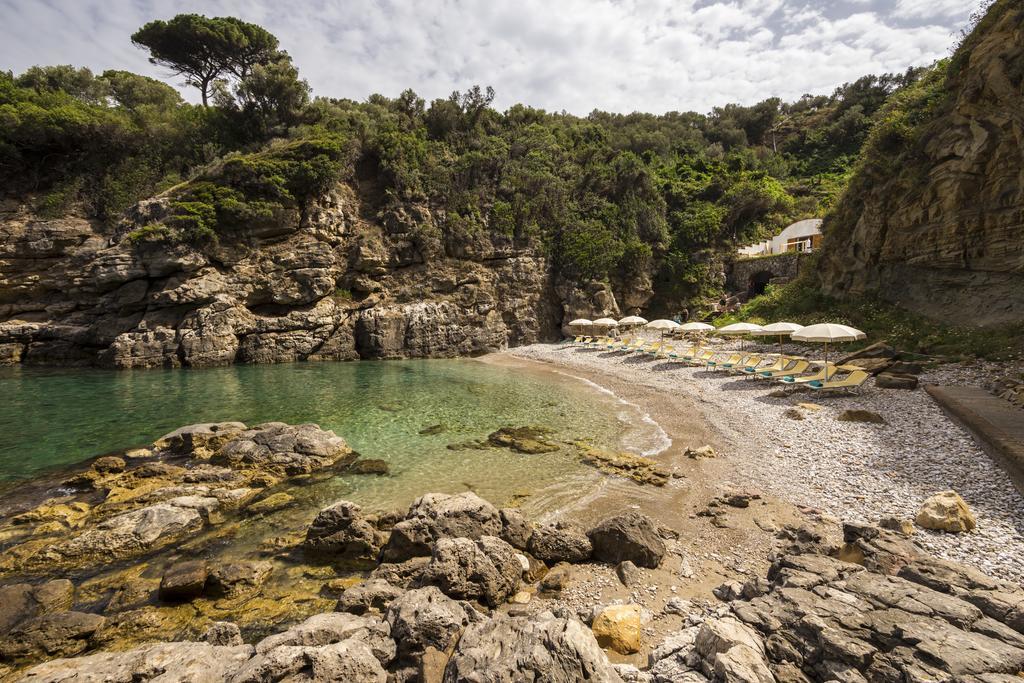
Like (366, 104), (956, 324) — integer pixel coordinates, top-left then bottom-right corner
(510, 341), (1024, 585)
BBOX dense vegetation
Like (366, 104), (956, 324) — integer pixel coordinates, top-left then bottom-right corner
(1, 12), (925, 304)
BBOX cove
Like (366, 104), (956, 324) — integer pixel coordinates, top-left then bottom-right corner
(0, 357), (664, 517)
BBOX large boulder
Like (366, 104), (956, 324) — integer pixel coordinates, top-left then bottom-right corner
(916, 490), (977, 533)
(382, 492), (502, 563)
(386, 587), (482, 664)
(420, 536), (522, 607)
(527, 522), (592, 564)
(443, 611), (624, 682)
(17, 641), (255, 682)
(215, 422), (355, 478)
(304, 500), (387, 567)
(587, 512), (665, 569)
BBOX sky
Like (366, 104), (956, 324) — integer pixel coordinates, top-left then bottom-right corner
(0, 0), (985, 114)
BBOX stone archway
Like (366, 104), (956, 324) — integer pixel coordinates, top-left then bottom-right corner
(748, 270), (774, 298)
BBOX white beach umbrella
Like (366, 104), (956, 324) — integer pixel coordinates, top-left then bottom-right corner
(792, 323), (866, 381)
(753, 321), (804, 354)
(679, 322), (714, 333)
(618, 315), (648, 327)
(716, 322), (764, 350)
(592, 318), (619, 328)
(568, 319), (593, 327)
(645, 319), (680, 341)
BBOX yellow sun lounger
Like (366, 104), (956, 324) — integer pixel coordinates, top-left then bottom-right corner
(688, 349), (716, 366)
(755, 359), (809, 379)
(776, 363), (836, 387)
(807, 370), (870, 395)
(707, 353), (741, 370)
(722, 354), (758, 372)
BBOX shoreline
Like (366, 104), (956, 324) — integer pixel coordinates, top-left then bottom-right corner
(501, 342), (1024, 586)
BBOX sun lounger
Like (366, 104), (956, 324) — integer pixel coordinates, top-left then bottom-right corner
(755, 359), (809, 378)
(718, 354), (754, 371)
(645, 341), (664, 356)
(730, 355), (764, 373)
(807, 370), (870, 395)
(622, 339), (647, 353)
(707, 353), (740, 370)
(666, 345), (693, 360)
(776, 363), (836, 387)
(688, 349), (715, 366)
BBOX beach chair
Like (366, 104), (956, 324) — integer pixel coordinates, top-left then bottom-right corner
(707, 353), (740, 370)
(730, 355), (765, 374)
(776, 363), (836, 388)
(666, 345), (693, 360)
(756, 359), (809, 379)
(621, 339), (646, 353)
(719, 354), (755, 372)
(688, 349), (716, 366)
(740, 355), (787, 377)
(645, 341), (664, 357)
(807, 370), (870, 395)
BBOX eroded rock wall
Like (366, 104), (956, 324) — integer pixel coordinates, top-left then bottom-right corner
(0, 180), (635, 368)
(817, 3), (1024, 327)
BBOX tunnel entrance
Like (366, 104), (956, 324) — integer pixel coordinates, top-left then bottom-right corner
(748, 270), (774, 298)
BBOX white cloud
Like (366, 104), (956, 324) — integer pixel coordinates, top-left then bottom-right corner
(0, 0), (983, 114)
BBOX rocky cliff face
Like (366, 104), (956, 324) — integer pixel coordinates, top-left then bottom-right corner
(0, 182), (649, 368)
(817, 2), (1024, 327)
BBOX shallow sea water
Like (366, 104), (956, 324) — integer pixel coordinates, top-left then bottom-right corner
(0, 358), (667, 520)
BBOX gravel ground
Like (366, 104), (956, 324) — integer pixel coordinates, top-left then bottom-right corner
(511, 341), (1024, 585)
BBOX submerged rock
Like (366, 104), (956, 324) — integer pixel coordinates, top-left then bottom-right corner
(0, 611), (106, 663)
(246, 492), (295, 515)
(348, 459), (390, 475)
(487, 426), (560, 454)
(0, 580), (74, 635)
(576, 444), (670, 486)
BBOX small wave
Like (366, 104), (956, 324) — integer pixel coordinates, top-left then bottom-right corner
(548, 370), (672, 457)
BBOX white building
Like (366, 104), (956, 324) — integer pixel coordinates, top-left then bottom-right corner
(737, 218), (823, 257)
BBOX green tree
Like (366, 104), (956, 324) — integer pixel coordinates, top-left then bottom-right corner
(132, 14), (280, 106)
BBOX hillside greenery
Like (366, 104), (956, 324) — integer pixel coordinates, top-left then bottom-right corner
(2, 13), (927, 302)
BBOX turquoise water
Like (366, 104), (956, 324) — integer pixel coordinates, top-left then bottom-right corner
(0, 358), (664, 517)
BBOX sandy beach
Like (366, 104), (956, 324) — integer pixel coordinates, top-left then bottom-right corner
(500, 342), (1024, 587)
